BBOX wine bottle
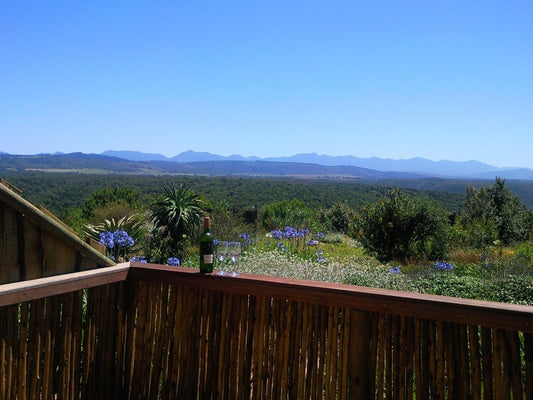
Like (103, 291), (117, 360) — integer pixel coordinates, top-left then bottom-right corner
(199, 216), (214, 273)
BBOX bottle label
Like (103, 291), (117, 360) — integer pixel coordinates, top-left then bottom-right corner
(200, 242), (214, 264)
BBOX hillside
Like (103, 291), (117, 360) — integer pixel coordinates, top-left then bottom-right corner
(0, 153), (426, 179)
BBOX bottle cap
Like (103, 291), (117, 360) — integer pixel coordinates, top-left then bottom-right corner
(204, 216), (210, 229)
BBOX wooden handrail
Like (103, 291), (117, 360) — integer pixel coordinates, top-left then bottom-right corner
(0, 263), (130, 307)
(130, 262), (533, 333)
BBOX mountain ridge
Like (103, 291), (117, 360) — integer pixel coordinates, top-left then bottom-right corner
(1, 150), (532, 180)
(102, 150), (532, 179)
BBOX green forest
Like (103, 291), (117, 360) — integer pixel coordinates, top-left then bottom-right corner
(3, 170), (533, 305)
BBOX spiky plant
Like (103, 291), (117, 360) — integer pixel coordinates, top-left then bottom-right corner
(83, 214), (146, 244)
(150, 183), (206, 244)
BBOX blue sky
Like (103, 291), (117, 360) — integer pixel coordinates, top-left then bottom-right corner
(1, 1), (532, 168)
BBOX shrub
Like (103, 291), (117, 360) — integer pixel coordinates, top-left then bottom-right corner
(460, 177), (530, 245)
(354, 190), (449, 263)
(510, 243), (533, 272)
(320, 202), (356, 235)
(259, 199), (315, 231)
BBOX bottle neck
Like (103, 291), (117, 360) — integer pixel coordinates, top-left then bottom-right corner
(203, 217), (210, 232)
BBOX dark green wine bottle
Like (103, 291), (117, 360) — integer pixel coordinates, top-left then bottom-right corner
(199, 217), (214, 273)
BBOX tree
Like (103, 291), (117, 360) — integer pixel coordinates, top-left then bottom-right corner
(81, 186), (142, 221)
(461, 177), (530, 245)
(320, 202), (356, 235)
(149, 183), (206, 258)
(259, 199), (315, 231)
(355, 190), (449, 263)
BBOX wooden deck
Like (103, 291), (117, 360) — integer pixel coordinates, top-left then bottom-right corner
(1, 262), (533, 399)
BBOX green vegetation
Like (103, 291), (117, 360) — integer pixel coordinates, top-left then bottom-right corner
(354, 189), (449, 262)
(148, 183), (206, 260)
(2, 171), (533, 304)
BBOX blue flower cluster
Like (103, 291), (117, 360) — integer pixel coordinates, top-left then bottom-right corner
(99, 230), (135, 249)
(315, 249), (327, 263)
(269, 227), (327, 262)
(389, 266), (401, 274)
(167, 257), (180, 266)
(270, 227), (310, 240)
(130, 256), (147, 263)
(239, 233), (252, 245)
(99, 231), (115, 249)
(435, 261), (453, 271)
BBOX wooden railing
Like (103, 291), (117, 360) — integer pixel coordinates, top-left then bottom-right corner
(1, 262), (533, 399)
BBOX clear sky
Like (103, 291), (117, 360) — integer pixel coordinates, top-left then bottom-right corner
(1, 1), (532, 168)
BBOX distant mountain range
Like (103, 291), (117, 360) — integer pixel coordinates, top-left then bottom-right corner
(1, 150), (532, 180)
(101, 150), (533, 180)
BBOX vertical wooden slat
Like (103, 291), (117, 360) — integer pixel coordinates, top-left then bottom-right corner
(297, 302), (309, 400)
(481, 327), (494, 400)
(171, 285), (186, 398)
(303, 303), (314, 399)
(338, 308), (349, 400)
(404, 317), (415, 400)
(469, 325), (482, 400)
(160, 283), (177, 399)
(444, 322), (456, 399)
(289, 300), (303, 400)
(339, 307), (350, 400)
(130, 282), (148, 398)
(398, 316), (407, 400)
(278, 299), (290, 400)
(28, 300), (43, 398)
(148, 283), (165, 400)
(524, 333), (533, 400)
(391, 315), (401, 400)
(1, 205), (21, 284)
(250, 295), (263, 400)
(42, 297), (54, 400)
(423, 319), (431, 400)
(17, 302), (28, 400)
(508, 330), (524, 400)
(347, 309), (371, 398)
(456, 323), (471, 398)
(23, 220), (43, 280)
(375, 314), (387, 399)
(237, 294), (251, 400)
(241, 295), (255, 400)
(123, 280), (137, 399)
(435, 321), (446, 400)
(114, 283), (126, 400)
(493, 329), (506, 400)
(0, 306), (7, 400)
(216, 289), (229, 399)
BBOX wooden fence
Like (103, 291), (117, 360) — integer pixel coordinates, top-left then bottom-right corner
(1, 262), (533, 399)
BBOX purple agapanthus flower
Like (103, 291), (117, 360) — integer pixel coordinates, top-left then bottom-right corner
(240, 233), (252, 245)
(435, 261), (453, 271)
(99, 231), (115, 249)
(130, 256), (147, 263)
(283, 226), (298, 239)
(270, 230), (283, 240)
(167, 257), (180, 266)
(113, 230), (134, 247)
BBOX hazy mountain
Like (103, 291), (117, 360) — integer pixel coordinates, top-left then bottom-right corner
(171, 150), (259, 162)
(264, 153), (498, 176)
(0, 152), (425, 179)
(2, 150), (532, 180)
(102, 150), (169, 161)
